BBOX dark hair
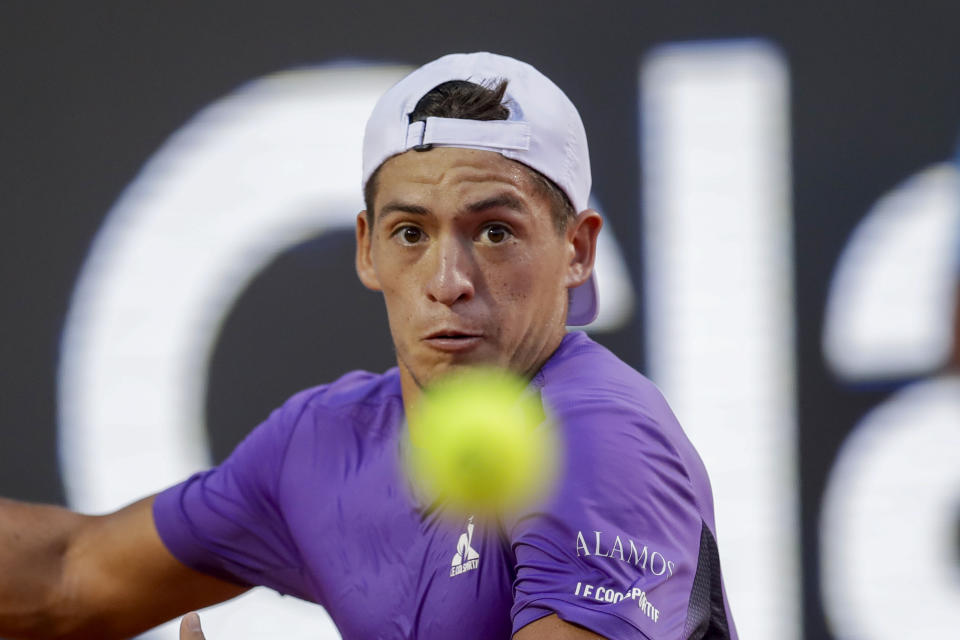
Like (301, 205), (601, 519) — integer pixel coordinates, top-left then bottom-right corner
(364, 79), (576, 231)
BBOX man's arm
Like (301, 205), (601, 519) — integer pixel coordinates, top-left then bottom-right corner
(0, 495), (248, 639)
(513, 614), (607, 640)
(174, 610), (604, 640)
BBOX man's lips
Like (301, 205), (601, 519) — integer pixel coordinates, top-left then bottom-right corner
(423, 330), (484, 352)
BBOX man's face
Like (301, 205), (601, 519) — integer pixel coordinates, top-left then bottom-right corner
(356, 147), (598, 397)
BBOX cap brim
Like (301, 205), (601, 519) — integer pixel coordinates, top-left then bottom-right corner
(566, 274), (598, 326)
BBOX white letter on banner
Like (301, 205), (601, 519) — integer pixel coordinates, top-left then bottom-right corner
(642, 40), (800, 640)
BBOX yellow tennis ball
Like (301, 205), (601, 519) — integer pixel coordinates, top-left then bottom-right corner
(405, 368), (559, 517)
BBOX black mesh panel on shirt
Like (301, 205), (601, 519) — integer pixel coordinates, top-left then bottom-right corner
(683, 521), (732, 640)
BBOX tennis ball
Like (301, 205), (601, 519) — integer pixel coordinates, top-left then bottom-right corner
(405, 367), (559, 517)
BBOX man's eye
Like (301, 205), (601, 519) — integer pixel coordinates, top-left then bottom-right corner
(396, 226), (423, 244)
(482, 225), (510, 244)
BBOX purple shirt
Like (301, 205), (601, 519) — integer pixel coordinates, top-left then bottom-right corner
(154, 332), (737, 639)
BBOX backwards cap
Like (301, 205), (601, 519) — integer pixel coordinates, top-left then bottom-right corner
(361, 52), (598, 326)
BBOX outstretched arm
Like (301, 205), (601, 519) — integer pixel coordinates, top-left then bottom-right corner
(0, 495), (247, 639)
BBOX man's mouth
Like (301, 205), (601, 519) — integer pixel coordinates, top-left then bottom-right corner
(423, 330), (484, 352)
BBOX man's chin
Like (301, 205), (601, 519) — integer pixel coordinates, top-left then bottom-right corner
(416, 356), (507, 387)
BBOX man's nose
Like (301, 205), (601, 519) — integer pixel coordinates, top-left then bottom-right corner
(425, 235), (476, 306)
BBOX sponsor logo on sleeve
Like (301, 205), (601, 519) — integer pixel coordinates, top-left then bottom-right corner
(575, 530), (676, 577)
(574, 581), (661, 623)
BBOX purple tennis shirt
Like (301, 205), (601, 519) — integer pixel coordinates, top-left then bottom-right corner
(154, 332), (737, 639)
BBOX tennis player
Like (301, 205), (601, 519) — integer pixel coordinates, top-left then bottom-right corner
(0, 52), (737, 639)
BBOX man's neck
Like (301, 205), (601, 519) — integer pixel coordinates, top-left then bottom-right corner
(396, 330), (571, 415)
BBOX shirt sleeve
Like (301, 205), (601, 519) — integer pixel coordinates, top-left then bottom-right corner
(508, 402), (705, 639)
(152, 391), (314, 600)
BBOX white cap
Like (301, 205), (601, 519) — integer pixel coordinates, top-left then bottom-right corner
(361, 52), (598, 326)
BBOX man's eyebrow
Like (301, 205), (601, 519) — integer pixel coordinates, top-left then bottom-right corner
(378, 201), (430, 218)
(465, 193), (529, 214)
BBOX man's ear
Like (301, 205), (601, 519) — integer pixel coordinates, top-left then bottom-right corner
(355, 210), (382, 291)
(565, 209), (603, 288)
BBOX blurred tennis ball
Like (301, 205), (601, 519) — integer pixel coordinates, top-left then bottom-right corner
(405, 368), (559, 516)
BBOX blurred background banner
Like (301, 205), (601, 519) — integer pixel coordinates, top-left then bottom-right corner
(2, 2), (959, 638)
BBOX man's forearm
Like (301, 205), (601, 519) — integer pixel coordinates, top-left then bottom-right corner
(0, 497), (87, 637)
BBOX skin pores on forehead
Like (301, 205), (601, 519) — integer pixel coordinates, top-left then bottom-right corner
(354, 147), (600, 410)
